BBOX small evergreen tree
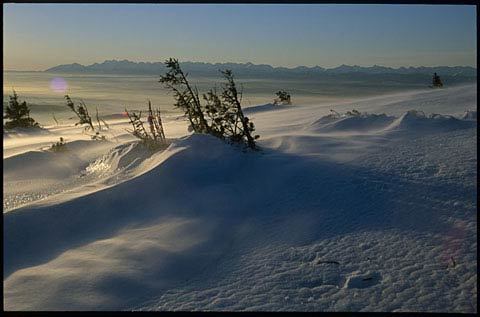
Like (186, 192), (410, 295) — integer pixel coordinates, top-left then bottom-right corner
(274, 90), (291, 105)
(219, 70), (258, 149)
(159, 58), (209, 133)
(4, 91), (39, 129)
(160, 58), (259, 150)
(204, 87), (235, 139)
(432, 73), (443, 88)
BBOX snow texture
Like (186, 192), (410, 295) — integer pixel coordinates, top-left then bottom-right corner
(3, 84), (477, 312)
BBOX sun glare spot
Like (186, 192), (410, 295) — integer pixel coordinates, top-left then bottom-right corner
(50, 77), (68, 93)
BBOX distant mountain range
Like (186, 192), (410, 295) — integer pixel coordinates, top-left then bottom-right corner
(45, 59), (477, 77)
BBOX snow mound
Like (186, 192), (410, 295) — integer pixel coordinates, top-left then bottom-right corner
(385, 110), (476, 133)
(4, 140), (111, 180)
(310, 113), (395, 133)
(83, 141), (165, 177)
(310, 110), (476, 135)
(461, 110), (477, 121)
(243, 103), (290, 114)
(3, 134), (240, 307)
(2, 138), (174, 212)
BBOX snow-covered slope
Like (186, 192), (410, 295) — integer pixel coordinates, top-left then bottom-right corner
(3, 84), (477, 312)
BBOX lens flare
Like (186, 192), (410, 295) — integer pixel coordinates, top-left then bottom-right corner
(50, 77), (68, 93)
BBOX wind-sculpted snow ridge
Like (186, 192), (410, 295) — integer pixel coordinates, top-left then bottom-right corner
(3, 140), (114, 211)
(308, 110), (476, 135)
(83, 141), (168, 178)
(3, 140), (169, 212)
(384, 110), (476, 134)
(3, 135), (242, 310)
(461, 110), (477, 121)
(243, 103), (291, 114)
(309, 113), (396, 133)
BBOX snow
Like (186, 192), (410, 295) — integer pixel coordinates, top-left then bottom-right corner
(343, 271), (382, 289)
(3, 83), (477, 312)
(385, 110), (476, 134)
(462, 110), (477, 121)
(309, 113), (396, 133)
(243, 103), (291, 114)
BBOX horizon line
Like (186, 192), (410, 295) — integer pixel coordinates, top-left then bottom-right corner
(7, 59), (477, 73)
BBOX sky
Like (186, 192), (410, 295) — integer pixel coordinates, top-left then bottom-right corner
(3, 4), (477, 71)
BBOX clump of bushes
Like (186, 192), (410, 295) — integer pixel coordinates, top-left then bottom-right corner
(273, 90), (291, 105)
(326, 108), (387, 120)
(50, 137), (67, 152)
(4, 91), (39, 129)
(160, 58), (258, 149)
(125, 101), (167, 150)
(345, 109), (361, 116)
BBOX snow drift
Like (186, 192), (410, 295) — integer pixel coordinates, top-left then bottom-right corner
(308, 109), (476, 135)
(83, 141), (169, 178)
(243, 103), (291, 114)
(309, 113), (395, 133)
(461, 110), (477, 121)
(4, 140), (111, 180)
(385, 110), (476, 133)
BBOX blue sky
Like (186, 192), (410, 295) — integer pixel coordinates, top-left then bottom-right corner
(3, 4), (477, 70)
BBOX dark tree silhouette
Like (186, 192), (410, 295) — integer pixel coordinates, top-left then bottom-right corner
(274, 90), (291, 105)
(159, 58), (209, 133)
(219, 70), (258, 149)
(4, 91), (39, 129)
(204, 87), (232, 139)
(160, 58), (259, 149)
(432, 73), (443, 88)
(65, 95), (94, 131)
